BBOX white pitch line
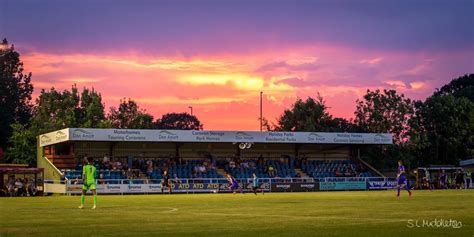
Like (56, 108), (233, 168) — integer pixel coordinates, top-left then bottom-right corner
(160, 207), (179, 213)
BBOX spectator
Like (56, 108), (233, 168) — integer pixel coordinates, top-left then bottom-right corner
(229, 160), (236, 169)
(465, 169), (472, 189)
(335, 168), (342, 177)
(126, 168), (135, 179)
(7, 177), (15, 196)
(257, 155), (264, 166)
(439, 170), (447, 189)
(112, 159), (118, 170)
(103, 154), (109, 164)
(14, 178), (24, 196)
(241, 161), (249, 169)
(267, 164), (276, 177)
(174, 174), (181, 186)
(199, 164), (206, 174)
(177, 156), (185, 166)
(447, 173), (454, 189)
(248, 160), (256, 169)
(139, 158), (146, 172)
(98, 173), (106, 184)
(117, 159), (123, 170)
(24, 178), (31, 196)
(279, 157), (285, 165)
(455, 170), (464, 189)
(344, 168), (351, 177)
(146, 160), (154, 177)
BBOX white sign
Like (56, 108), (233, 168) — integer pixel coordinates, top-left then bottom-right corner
(39, 128), (69, 146)
(40, 128), (393, 146)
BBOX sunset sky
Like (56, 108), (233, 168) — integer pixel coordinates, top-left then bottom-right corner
(1, 0), (473, 130)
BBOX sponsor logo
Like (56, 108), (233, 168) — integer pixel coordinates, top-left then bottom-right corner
(276, 184), (291, 189)
(72, 128), (94, 139)
(158, 130), (179, 139)
(149, 185), (162, 191)
(300, 184), (315, 188)
(106, 185), (121, 190)
(40, 135), (52, 144)
(55, 130), (68, 140)
(128, 185), (142, 191)
(235, 131), (255, 141)
(308, 132), (325, 142)
(374, 134), (392, 143)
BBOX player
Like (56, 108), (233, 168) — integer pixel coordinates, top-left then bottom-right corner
(396, 160), (412, 198)
(226, 173), (242, 194)
(161, 170), (172, 194)
(251, 173), (264, 195)
(79, 156), (97, 209)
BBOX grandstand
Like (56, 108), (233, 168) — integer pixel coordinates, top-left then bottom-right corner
(37, 128), (393, 193)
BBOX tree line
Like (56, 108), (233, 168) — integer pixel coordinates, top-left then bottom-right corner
(1, 38), (473, 170)
(267, 74), (473, 170)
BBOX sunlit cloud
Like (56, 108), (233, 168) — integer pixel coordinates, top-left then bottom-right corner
(384, 80), (407, 89)
(360, 57), (383, 65)
(21, 45), (473, 130)
(61, 77), (102, 83)
(409, 81), (425, 90)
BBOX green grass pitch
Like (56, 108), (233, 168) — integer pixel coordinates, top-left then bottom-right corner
(1, 190), (473, 237)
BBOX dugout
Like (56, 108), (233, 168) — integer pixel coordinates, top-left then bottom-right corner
(0, 164), (44, 196)
(37, 128), (393, 181)
(413, 166), (464, 189)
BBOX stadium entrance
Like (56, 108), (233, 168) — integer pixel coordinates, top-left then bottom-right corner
(37, 128), (394, 194)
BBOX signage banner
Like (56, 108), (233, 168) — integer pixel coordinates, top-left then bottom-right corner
(270, 182), (319, 192)
(320, 181), (367, 190)
(367, 180), (398, 190)
(40, 128), (393, 146)
(38, 128), (69, 147)
(65, 182), (272, 194)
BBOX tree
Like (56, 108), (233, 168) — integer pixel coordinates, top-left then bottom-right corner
(4, 123), (36, 166)
(411, 95), (474, 165)
(31, 86), (81, 134)
(30, 85), (108, 133)
(156, 112), (203, 130)
(79, 88), (105, 127)
(274, 94), (356, 132)
(275, 94), (348, 132)
(353, 89), (415, 170)
(354, 89), (414, 144)
(107, 98), (155, 129)
(434, 74), (474, 101)
(0, 39), (34, 150)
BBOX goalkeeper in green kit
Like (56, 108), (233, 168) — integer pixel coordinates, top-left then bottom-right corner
(79, 157), (97, 209)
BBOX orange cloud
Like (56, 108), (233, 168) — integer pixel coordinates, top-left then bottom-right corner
(21, 45), (469, 130)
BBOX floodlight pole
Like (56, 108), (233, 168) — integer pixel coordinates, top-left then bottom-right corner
(260, 91), (263, 131)
(188, 106), (193, 116)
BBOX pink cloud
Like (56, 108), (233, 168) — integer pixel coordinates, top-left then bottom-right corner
(21, 45), (473, 130)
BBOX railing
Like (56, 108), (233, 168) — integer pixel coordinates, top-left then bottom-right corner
(38, 156), (64, 182)
(63, 177), (395, 186)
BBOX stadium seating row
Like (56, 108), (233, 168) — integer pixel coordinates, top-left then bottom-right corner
(63, 158), (378, 181)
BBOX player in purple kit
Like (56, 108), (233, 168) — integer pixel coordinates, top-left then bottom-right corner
(226, 173), (242, 194)
(396, 160), (412, 198)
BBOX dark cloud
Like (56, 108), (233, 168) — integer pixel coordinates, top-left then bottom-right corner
(2, 0), (473, 55)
